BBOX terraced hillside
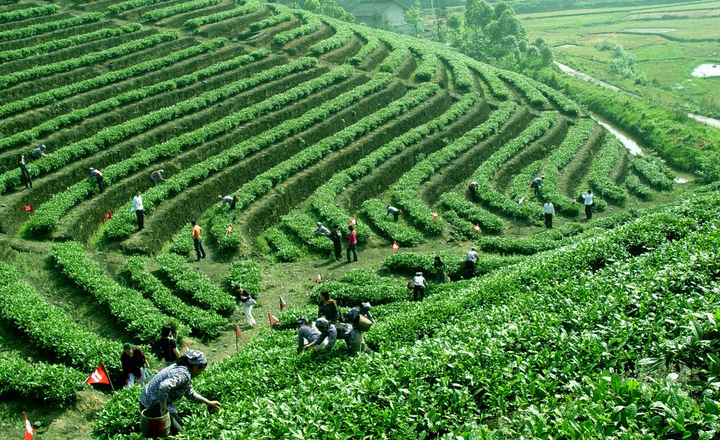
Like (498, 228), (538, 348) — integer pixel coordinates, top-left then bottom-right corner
(0, 0), (717, 438)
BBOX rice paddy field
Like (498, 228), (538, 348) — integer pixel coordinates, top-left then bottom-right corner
(518, 0), (720, 115)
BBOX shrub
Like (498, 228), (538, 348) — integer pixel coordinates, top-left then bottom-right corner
(156, 253), (236, 316)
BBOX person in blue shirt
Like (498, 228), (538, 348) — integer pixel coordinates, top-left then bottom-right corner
(140, 350), (220, 435)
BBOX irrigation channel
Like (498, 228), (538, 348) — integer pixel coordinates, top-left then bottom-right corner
(554, 61), (720, 129)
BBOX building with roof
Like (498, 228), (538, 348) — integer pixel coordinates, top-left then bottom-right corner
(348, 0), (414, 34)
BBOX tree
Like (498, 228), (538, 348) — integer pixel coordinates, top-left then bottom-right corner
(502, 35), (517, 51)
(447, 13), (463, 30)
(540, 44), (553, 65)
(493, 1), (512, 19)
(526, 44), (539, 59)
(304, 0), (320, 12)
(494, 9), (524, 41)
(405, 0), (423, 36)
(465, 0), (492, 32)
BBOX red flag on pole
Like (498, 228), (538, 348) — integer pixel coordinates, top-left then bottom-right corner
(471, 224), (481, 233)
(348, 218), (357, 226)
(268, 313), (279, 326)
(391, 241), (399, 252)
(518, 197), (526, 204)
(24, 413), (33, 440)
(85, 365), (110, 385)
(20, 205), (34, 214)
(399, 209), (403, 214)
(235, 325), (247, 342)
(279, 296), (286, 311)
(101, 212), (112, 221)
(432, 211), (438, 221)
(226, 224), (233, 234)
(316, 273), (322, 284)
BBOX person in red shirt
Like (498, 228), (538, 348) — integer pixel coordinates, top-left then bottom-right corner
(346, 225), (357, 263)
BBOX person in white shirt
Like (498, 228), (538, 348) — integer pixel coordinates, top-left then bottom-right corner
(218, 195), (233, 208)
(386, 205), (400, 221)
(314, 222), (330, 237)
(412, 272), (428, 301)
(543, 200), (555, 229)
(465, 247), (479, 279)
(89, 167), (104, 192)
(582, 190), (593, 220)
(132, 191), (144, 230)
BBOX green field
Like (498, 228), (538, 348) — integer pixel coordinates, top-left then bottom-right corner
(518, 0), (720, 115)
(0, 0), (719, 438)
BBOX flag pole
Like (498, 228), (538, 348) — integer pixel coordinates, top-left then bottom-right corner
(235, 325), (239, 354)
(104, 365), (116, 393)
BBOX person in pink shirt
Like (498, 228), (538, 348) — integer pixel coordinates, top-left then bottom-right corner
(346, 225), (357, 263)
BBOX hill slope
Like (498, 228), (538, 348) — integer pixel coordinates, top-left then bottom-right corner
(0, 0), (717, 438)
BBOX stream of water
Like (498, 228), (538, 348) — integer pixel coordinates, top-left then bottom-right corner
(589, 113), (643, 155)
(553, 61), (720, 129)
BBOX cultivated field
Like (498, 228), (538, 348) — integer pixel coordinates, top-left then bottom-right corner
(0, 0), (718, 438)
(518, 0), (720, 115)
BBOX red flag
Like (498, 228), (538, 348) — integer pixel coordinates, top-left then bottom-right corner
(20, 204), (34, 214)
(471, 224), (481, 233)
(316, 273), (322, 284)
(268, 313), (279, 326)
(279, 296), (286, 311)
(101, 212), (112, 220)
(518, 197), (526, 204)
(226, 224), (233, 234)
(391, 241), (399, 252)
(348, 218), (357, 226)
(235, 324), (247, 342)
(432, 210), (438, 221)
(85, 365), (110, 385)
(24, 413), (33, 440)
(399, 209), (403, 214)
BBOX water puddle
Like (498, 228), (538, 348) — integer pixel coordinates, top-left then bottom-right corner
(675, 178), (688, 184)
(691, 63), (720, 78)
(556, 44), (578, 48)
